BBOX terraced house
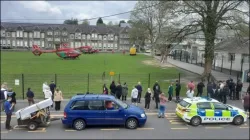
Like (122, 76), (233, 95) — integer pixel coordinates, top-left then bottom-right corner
(0, 22), (131, 51)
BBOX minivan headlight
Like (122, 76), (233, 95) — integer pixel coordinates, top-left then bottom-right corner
(141, 113), (145, 118)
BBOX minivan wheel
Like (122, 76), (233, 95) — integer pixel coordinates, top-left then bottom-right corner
(73, 119), (86, 131)
(233, 116), (244, 125)
(190, 116), (201, 126)
(126, 118), (138, 129)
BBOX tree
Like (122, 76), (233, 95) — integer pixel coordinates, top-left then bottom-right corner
(107, 21), (113, 26)
(119, 20), (126, 27)
(130, 1), (179, 56)
(96, 17), (104, 25)
(82, 19), (90, 25)
(174, 0), (247, 79)
(63, 18), (78, 25)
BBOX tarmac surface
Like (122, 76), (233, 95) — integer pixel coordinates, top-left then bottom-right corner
(0, 98), (249, 139)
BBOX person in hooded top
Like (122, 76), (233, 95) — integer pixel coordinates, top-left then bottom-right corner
(144, 88), (152, 110)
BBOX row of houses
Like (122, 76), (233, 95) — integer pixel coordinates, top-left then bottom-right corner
(0, 22), (132, 50)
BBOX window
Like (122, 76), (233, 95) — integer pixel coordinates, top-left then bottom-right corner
(213, 102), (228, 110)
(88, 100), (104, 110)
(41, 33), (44, 38)
(70, 100), (89, 110)
(114, 44), (117, 48)
(105, 101), (120, 110)
(87, 34), (90, 39)
(82, 34), (86, 39)
(108, 43), (110, 48)
(55, 38), (60, 42)
(87, 42), (90, 46)
(54, 31), (59, 36)
(110, 43), (113, 48)
(7, 32), (11, 37)
(103, 36), (107, 40)
(95, 42), (98, 48)
(228, 53), (235, 61)
(29, 41), (33, 46)
(12, 32), (16, 37)
(3, 40), (6, 45)
(34, 31), (40, 38)
(62, 32), (67, 36)
(29, 32), (33, 38)
(115, 36), (118, 40)
(70, 42), (74, 48)
(242, 54), (249, 63)
(99, 35), (102, 40)
(24, 32), (27, 38)
(24, 41), (28, 47)
(7, 40), (10, 45)
(12, 40), (15, 46)
(91, 34), (95, 38)
(103, 43), (106, 48)
(16, 40), (19, 46)
(42, 41), (45, 47)
(47, 31), (53, 35)
(47, 38), (52, 41)
(99, 43), (102, 48)
(197, 102), (212, 109)
(179, 100), (191, 107)
(1, 30), (5, 36)
(82, 41), (85, 46)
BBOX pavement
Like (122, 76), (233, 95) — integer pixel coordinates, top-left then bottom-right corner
(144, 53), (249, 93)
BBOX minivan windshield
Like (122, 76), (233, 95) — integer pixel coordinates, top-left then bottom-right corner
(115, 99), (128, 109)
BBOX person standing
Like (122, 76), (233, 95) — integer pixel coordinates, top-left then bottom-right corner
(110, 81), (116, 96)
(115, 82), (122, 99)
(196, 80), (205, 97)
(4, 95), (14, 130)
(168, 83), (173, 102)
(7, 88), (16, 111)
(207, 82), (213, 97)
(122, 82), (128, 101)
(44, 87), (52, 100)
(175, 80), (181, 102)
(158, 93), (167, 118)
(49, 81), (56, 107)
(222, 83), (229, 104)
(186, 87), (194, 98)
(153, 81), (161, 109)
(236, 79), (243, 100)
(242, 92), (250, 119)
(103, 84), (109, 94)
(136, 82), (143, 103)
(187, 81), (195, 90)
(144, 88), (152, 110)
(26, 88), (35, 106)
(131, 86), (138, 106)
(1, 82), (8, 111)
(54, 88), (63, 111)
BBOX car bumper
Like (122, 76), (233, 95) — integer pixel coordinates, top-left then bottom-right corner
(61, 118), (71, 125)
(138, 117), (147, 126)
(175, 108), (191, 123)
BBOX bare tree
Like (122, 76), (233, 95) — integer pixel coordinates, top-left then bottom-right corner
(173, 0), (247, 79)
(107, 21), (113, 26)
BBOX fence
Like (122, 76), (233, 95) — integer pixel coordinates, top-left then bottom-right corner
(1, 73), (181, 99)
(172, 50), (249, 78)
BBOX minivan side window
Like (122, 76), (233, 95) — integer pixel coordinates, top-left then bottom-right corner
(88, 100), (105, 110)
(197, 102), (212, 109)
(70, 100), (89, 110)
(105, 100), (120, 110)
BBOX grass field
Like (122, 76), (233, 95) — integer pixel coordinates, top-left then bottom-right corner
(1, 51), (190, 99)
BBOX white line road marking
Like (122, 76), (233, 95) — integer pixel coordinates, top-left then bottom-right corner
(205, 127), (222, 129)
(1, 131), (8, 133)
(1, 121), (5, 123)
(239, 127), (249, 129)
(170, 120), (183, 122)
(27, 128), (46, 132)
(65, 129), (76, 132)
(137, 128), (154, 130)
(171, 128), (188, 130)
(170, 122), (185, 124)
(100, 129), (120, 131)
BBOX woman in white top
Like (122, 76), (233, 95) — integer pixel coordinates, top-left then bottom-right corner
(186, 87), (194, 98)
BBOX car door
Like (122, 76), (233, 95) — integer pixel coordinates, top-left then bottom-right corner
(197, 102), (214, 123)
(85, 100), (106, 125)
(212, 102), (231, 123)
(104, 100), (125, 125)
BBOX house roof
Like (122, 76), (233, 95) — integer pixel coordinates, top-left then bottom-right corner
(214, 37), (249, 54)
(0, 22), (127, 35)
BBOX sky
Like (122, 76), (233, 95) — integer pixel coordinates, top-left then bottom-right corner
(1, 1), (137, 25)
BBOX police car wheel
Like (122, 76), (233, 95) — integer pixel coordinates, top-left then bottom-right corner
(233, 116), (244, 125)
(190, 116), (201, 126)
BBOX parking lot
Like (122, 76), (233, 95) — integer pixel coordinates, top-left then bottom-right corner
(1, 113), (249, 139)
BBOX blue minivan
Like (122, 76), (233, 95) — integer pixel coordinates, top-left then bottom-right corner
(61, 94), (147, 130)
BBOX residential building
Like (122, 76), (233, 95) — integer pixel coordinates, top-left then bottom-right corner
(0, 22), (132, 51)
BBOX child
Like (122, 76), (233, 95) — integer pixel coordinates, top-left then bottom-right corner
(168, 83), (173, 102)
(158, 93), (167, 118)
(144, 88), (151, 110)
(131, 86), (138, 106)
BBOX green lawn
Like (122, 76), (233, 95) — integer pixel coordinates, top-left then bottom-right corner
(1, 51), (188, 99)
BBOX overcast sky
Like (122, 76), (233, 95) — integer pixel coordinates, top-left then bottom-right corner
(1, 1), (137, 25)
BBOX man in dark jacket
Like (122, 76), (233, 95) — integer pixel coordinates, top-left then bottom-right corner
(207, 82), (213, 97)
(26, 88), (35, 106)
(110, 81), (116, 96)
(153, 81), (161, 109)
(229, 79), (236, 100)
(115, 82), (122, 99)
(222, 83), (229, 104)
(49, 81), (56, 107)
(196, 80), (205, 97)
(175, 80), (181, 102)
(236, 79), (243, 100)
(136, 82), (143, 103)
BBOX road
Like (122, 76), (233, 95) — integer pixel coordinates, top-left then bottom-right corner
(1, 113), (249, 139)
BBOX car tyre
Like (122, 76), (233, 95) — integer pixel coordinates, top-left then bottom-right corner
(73, 119), (86, 131)
(233, 116), (244, 125)
(126, 118), (138, 129)
(190, 116), (201, 126)
(28, 121), (38, 131)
